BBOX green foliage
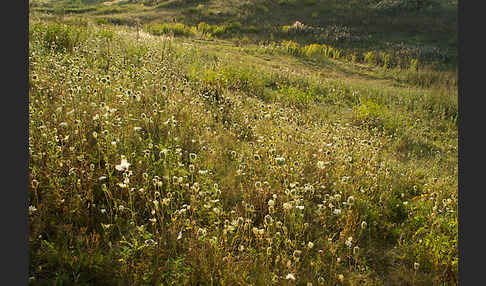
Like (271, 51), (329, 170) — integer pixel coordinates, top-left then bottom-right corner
(410, 58), (419, 71)
(281, 25), (291, 34)
(363, 51), (375, 65)
(304, 0), (318, 6)
(353, 100), (404, 135)
(92, 6), (127, 15)
(400, 191), (458, 283)
(30, 21), (88, 53)
(196, 21), (243, 37)
(95, 17), (110, 25)
(156, 0), (209, 9)
(277, 84), (314, 106)
(279, 40), (343, 61)
(145, 22), (194, 36)
(421, 89), (458, 122)
(380, 52), (391, 68)
(279, 0), (297, 6)
(188, 61), (266, 102)
(95, 16), (137, 26)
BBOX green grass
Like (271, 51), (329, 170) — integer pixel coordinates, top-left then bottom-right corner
(145, 22), (195, 36)
(30, 0), (457, 67)
(28, 1), (457, 285)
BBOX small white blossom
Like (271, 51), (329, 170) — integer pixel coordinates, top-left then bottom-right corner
(361, 221), (367, 229)
(115, 156), (131, 172)
(283, 202), (292, 210)
(345, 236), (353, 247)
(286, 273), (296, 281)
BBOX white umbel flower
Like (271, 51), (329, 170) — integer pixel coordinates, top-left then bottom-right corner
(115, 156), (130, 172)
(286, 273), (296, 281)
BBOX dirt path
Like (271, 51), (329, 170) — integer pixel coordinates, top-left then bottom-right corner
(103, 0), (122, 6)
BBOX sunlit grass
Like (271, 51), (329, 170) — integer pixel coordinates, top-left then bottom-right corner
(28, 14), (457, 286)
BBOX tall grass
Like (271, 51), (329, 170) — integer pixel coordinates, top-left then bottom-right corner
(28, 19), (457, 286)
(145, 22), (195, 36)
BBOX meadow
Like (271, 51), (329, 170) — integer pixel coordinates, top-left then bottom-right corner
(28, 0), (457, 285)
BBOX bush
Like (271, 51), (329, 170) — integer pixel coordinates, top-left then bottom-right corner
(354, 101), (404, 135)
(31, 21), (88, 53)
(278, 84), (314, 106)
(146, 23), (194, 36)
(196, 22), (242, 38)
(304, 0), (317, 6)
(363, 51), (375, 65)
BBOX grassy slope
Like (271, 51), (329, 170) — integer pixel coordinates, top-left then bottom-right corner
(31, 0), (458, 65)
(28, 1), (457, 285)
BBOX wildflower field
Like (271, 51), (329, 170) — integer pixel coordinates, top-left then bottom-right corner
(29, 0), (457, 285)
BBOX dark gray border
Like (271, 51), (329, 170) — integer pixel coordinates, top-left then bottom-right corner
(458, 0), (478, 285)
(5, 0), (29, 284)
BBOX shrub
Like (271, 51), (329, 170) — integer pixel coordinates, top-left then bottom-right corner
(410, 58), (419, 71)
(304, 0), (317, 6)
(31, 21), (88, 53)
(197, 22), (242, 38)
(281, 40), (301, 56)
(281, 25), (291, 34)
(380, 52), (391, 69)
(354, 100), (404, 135)
(95, 17), (110, 25)
(363, 51), (375, 65)
(278, 84), (314, 106)
(146, 23), (194, 37)
(246, 25), (260, 34)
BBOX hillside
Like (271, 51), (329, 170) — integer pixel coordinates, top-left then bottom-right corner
(28, 1), (458, 285)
